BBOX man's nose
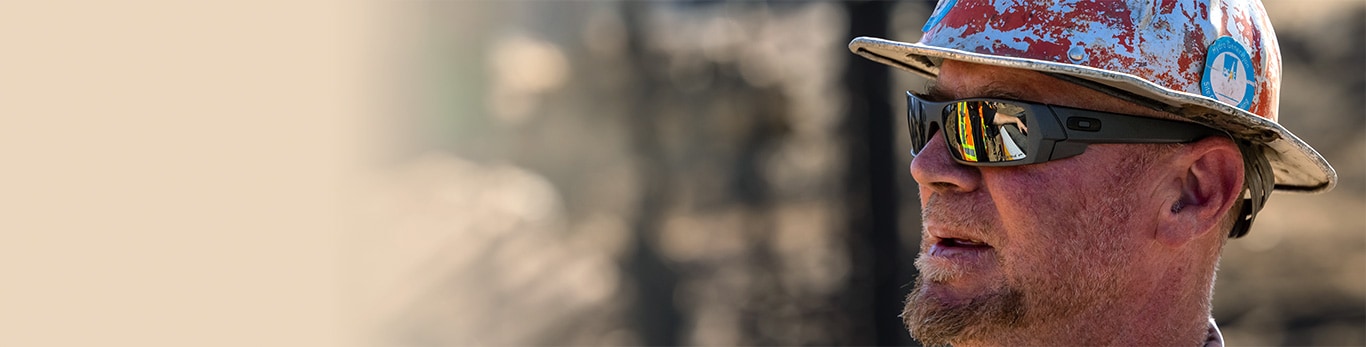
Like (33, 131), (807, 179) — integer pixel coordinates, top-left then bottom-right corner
(910, 131), (982, 195)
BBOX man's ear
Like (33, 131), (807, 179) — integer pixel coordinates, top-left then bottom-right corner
(1156, 136), (1244, 247)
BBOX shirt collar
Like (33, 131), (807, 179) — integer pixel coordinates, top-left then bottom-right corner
(1204, 317), (1225, 347)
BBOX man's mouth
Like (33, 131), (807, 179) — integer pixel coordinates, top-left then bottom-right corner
(928, 237), (992, 257)
(918, 236), (996, 284)
(941, 238), (988, 247)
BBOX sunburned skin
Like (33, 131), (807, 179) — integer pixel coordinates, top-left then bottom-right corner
(902, 60), (1236, 347)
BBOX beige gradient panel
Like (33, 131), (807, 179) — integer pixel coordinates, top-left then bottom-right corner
(0, 2), (380, 346)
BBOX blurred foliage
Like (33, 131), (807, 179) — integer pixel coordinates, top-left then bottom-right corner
(353, 1), (1365, 346)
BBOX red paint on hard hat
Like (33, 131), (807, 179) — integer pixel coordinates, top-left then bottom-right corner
(919, 0), (1280, 122)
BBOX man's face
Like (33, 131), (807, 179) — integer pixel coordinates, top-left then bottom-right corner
(903, 61), (1172, 345)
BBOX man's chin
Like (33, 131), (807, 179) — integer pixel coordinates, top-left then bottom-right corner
(902, 278), (1026, 346)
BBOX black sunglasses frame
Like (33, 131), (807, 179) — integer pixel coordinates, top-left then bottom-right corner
(906, 91), (1226, 166)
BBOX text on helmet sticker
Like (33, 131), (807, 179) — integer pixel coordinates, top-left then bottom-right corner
(1200, 36), (1257, 111)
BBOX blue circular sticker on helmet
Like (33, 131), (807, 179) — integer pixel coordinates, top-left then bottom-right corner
(922, 0), (959, 33)
(1200, 36), (1257, 111)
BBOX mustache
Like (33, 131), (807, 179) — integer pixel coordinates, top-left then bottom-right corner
(920, 192), (998, 243)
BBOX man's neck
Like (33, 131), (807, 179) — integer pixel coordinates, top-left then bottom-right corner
(955, 301), (1212, 346)
(960, 250), (1219, 346)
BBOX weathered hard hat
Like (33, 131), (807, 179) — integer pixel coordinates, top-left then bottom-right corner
(850, 0), (1336, 193)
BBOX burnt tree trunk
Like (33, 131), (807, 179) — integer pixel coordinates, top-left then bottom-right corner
(842, 1), (915, 346)
(621, 2), (682, 346)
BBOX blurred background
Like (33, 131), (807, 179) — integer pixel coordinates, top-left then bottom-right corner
(0, 1), (1360, 347)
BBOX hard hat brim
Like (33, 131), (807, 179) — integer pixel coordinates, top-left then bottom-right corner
(850, 36), (1336, 193)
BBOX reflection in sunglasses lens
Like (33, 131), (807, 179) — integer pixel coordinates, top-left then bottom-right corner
(945, 101), (1029, 163)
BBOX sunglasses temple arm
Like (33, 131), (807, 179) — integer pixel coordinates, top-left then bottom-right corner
(1051, 107), (1224, 144)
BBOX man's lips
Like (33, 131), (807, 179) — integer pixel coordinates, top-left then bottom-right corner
(924, 224), (994, 257)
(928, 237), (993, 257)
(918, 227), (997, 284)
(917, 200), (1000, 284)
(926, 222), (990, 244)
(941, 237), (988, 247)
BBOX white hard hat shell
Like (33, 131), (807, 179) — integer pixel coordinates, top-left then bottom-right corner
(850, 0), (1335, 193)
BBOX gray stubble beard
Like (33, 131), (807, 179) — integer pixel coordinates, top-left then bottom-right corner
(901, 277), (1027, 346)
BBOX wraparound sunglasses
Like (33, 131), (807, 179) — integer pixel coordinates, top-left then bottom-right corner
(906, 91), (1225, 166)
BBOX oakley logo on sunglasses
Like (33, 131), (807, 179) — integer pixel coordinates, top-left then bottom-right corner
(1067, 117), (1101, 132)
(906, 92), (1224, 166)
